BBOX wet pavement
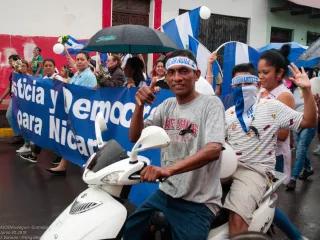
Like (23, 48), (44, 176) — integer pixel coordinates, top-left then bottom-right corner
(276, 139), (320, 239)
(0, 137), (319, 239)
(0, 139), (86, 239)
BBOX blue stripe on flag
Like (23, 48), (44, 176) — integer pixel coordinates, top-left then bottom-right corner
(222, 42), (236, 97)
(188, 7), (201, 39)
(188, 35), (199, 57)
(248, 45), (260, 69)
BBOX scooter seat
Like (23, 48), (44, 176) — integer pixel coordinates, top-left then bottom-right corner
(149, 209), (229, 230)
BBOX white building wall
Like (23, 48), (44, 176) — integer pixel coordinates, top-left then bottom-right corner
(0, 0), (270, 47)
(161, 0), (269, 48)
(0, 0), (102, 39)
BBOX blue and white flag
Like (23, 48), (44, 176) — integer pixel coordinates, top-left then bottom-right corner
(221, 41), (260, 97)
(65, 35), (86, 54)
(161, 7), (201, 49)
(188, 35), (222, 83)
(65, 35), (108, 65)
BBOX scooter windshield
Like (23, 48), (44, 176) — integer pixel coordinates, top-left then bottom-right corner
(87, 139), (128, 173)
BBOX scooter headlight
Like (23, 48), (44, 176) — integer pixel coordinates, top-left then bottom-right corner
(101, 171), (124, 184)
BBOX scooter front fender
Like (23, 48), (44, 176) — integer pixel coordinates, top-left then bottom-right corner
(249, 194), (276, 233)
(41, 187), (127, 240)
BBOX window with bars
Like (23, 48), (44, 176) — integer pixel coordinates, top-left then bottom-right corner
(270, 27), (293, 43)
(179, 9), (249, 51)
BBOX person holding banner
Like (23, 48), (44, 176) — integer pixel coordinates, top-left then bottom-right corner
(60, 65), (74, 81)
(223, 62), (316, 238)
(20, 59), (65, 163)
(47, 52), (97, 175)
(124, 50), (225, 240)
(0, 54), (24, 144)
(68, 52), (97, 88)
(16, 59), (40, 154)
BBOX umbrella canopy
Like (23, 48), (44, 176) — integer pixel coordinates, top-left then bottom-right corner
(258, 42), (319, 68)
(258, 42), (307, 63)
(258, 42), (307, 54)
(83, 24), (179, 54)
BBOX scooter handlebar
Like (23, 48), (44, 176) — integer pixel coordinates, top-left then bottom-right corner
(129, 174), (166, 183)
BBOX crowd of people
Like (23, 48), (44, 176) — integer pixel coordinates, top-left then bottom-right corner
(1, 44), (320, 239)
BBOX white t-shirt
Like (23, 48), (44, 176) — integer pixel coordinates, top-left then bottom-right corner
(195, 76), (215, 95)
(225, 99), (303, 173)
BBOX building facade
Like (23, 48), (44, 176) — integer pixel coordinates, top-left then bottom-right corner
(2, 0), (319, 48)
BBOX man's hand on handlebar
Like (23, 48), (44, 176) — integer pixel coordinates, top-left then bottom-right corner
(140, 165), (171, 182)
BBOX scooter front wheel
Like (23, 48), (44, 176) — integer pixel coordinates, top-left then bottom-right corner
(230, 231), (271, 240)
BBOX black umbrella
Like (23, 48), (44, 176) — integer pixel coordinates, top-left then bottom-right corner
(83, 24), (179, 54)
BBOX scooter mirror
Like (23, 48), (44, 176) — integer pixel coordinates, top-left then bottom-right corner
(130, 126), (170, 162)
(95, 112), (107, 148)
(220, 143), (238, 180)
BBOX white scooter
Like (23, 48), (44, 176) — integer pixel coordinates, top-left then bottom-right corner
(41, 113), (286, 240)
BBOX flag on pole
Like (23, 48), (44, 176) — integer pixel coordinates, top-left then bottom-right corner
(65, 35), (86, 54)
(161, 7), (201, 49)
(188, 35), (222, 86)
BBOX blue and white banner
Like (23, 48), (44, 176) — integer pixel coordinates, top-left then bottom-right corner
(221, 41), (260, 97)
(11, 74), (173, 205)
(161, 7), (201, 49)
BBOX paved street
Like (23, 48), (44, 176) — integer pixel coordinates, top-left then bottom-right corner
(0, 137), (319, 239)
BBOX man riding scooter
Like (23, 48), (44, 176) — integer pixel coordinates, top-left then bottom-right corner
(124, 50), (226, 240)
(224, 62), (316, 238)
